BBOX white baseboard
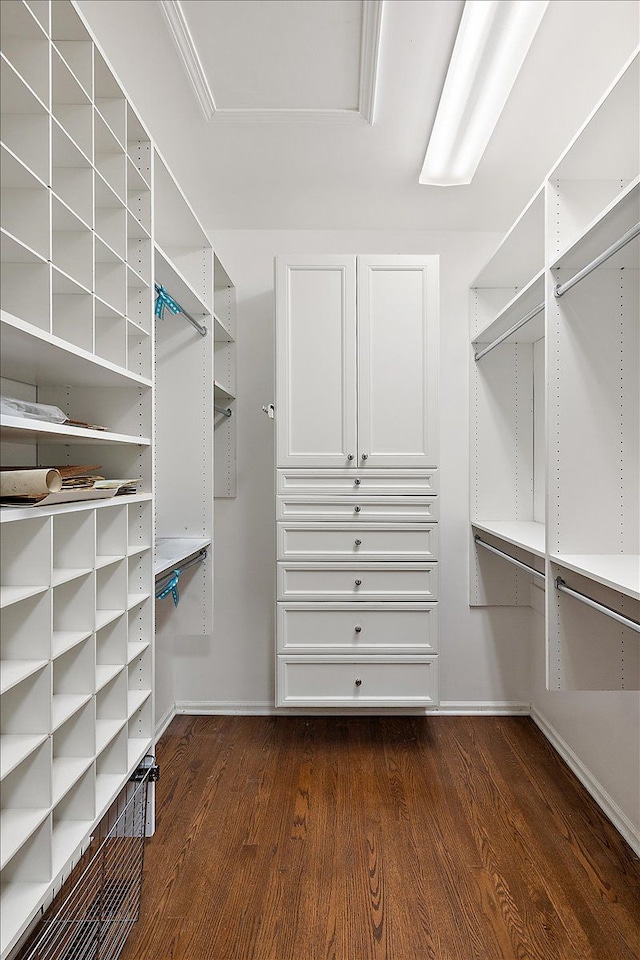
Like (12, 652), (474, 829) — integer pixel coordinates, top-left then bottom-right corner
(174, 699), (530, 717)
(155, 704), (177, 739)
(531, 707), (640, 857)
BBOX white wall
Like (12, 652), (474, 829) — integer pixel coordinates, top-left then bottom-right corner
(174, 229), (534, 712)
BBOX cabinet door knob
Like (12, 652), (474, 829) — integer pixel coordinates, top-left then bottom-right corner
(347, 454), (354, 461)
(354, 478), (361, 485)
(354, 539), (362, 546)
(354, 505), (361, 513)
(354, 579), (362, 586)
(354, 625), (362, 633)
(361, 453), (368, 460)
(354, 678), (362, 687)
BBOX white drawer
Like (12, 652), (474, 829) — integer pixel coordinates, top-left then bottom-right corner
(277, 602), (439, 653)
(277, 562), (438, 601)
(277, 523), (438, 561)
(277, 655), (439, 707)
(276, 497), (439, 523)
(277, 469), (438, 497)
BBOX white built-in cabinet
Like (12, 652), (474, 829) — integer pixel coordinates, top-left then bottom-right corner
(276, 256), (438, 468)
(470, 49), (639, 691)
(275, 255), (439, 708)
(0, 2), (236, 955)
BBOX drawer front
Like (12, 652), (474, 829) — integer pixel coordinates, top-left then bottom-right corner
(277, 602), (439, 653)
(277, 562), (438, 601)
(277, 656), (439, 707)
(277, 523), (438, 561)
(276, 497), (439, 523)
(277, 470), (438, 497)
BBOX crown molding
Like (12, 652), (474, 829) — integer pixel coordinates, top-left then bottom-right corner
(158, 0), (384, 124)
(158, 0), (216, 120)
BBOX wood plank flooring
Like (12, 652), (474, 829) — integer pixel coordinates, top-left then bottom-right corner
(120, 716), (640, 960)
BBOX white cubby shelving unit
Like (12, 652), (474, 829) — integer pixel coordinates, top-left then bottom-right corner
(470, 49), (639, 691)
(0, 2), (156, 955)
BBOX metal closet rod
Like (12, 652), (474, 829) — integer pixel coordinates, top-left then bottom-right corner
(474, 301), (545, 362)
(554, 221), (640, 298)
(474, 535), (545, 580)
(555, 577), (640, 633)
(155, 548), (208, 586)
(214, 404), (232, 418)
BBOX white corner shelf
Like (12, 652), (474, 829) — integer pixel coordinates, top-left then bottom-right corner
(154, 537), (211, 578)
(472, 521), (546, 559)
(551, 554), (640, 602)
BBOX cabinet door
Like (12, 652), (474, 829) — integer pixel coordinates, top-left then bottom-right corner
(357, 255), (439, 467)
(276, 256), (357, 467)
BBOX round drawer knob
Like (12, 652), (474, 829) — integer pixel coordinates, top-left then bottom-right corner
(361, 453), (368, 460)
(354, 625), (362, 633)
(354, 579), (362, 586)
(354, 505), (361, 513)
(354, 538), (362, 546)
(347, 454), (354, 461)
(355, 678), (362, 687)
(354, 478), (361, 485)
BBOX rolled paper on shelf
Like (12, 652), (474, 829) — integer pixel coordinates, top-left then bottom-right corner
(0, 468), (63, 497)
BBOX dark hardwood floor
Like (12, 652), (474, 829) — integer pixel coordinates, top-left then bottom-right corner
(120, 716), (640, 960)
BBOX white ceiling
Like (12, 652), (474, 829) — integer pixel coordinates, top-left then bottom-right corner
(78, 0), (639, 233)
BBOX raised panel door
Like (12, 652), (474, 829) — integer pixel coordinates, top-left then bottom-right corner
(276, 256), (357, 467)
(357, 255), (439, 467)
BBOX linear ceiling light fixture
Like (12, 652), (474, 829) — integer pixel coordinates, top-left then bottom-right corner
(419, 0), (548, 186)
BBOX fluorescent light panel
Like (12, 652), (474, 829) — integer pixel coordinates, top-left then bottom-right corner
(420, 0), (548, 186)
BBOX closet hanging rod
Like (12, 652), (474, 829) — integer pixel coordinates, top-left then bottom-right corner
(155, 548), (208, 585)
(474, 301), (545, 361)
(154, 283), (208, 337)
(214, 404), (232, 418)
(554, 221), (640, 298)
(475, 535), (545, 580)
(555, 577), (640, 633)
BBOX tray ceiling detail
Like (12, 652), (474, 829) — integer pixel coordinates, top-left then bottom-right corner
(159, 0), (383, 123)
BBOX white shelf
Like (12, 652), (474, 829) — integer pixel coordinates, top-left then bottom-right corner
(51, 566), (93, 587)
(127, 640), (150, 664)
(551, 178), (639, 273)
(214, 381), (235, 403)
(52, 630), (92, 659)
(52, 693), (91, 732)
(472, 187), (545, 289)
(155, 242), (210, 318)
(0, 659), (48, 695)
(95, 608), (126, 631)
(95, 553), (126, 570)
(51, 819), (92, 875)
(127, 737), (152, 774)
(0, 414), (151, 446)
(213, 311), (234, 342)
(127, 592), (151, 609)
(551, 554), (640, 601)
(0, 808), (49, 870)
(0, 583), (48, 608)
(472, 521), (546, 559)
(473, 270), (545, 347)
(52, 756), (93, 804)
(0, 881), (52, 960)
(95, 662), (124, 692)
(95, 772), (127, 819)
(0, 734), (48, 781)
(154, 537), (211, 577)
(95, 718), (126, 754)
(0, 493), (152, 524)
(127, 688), (151, 717)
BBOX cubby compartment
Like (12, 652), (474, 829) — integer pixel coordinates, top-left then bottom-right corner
(127, 696), (152, 769)
(0, 515), (51, 605)
(127, 647), (152, 714)
(127, 181), (151, 236)
(126, 322), (152, 381)
(51, 46), (91, 160)
(1, 144), (49, 258)
(95, 671), (127, 754)
(94, 235), (126, 317)
(95, 559), (127, 630)
(94, 109), (126, 201)
(96, 613), (127, 675)
(51, 264), (93, 351)
(52, 510), (95, 585)
(0, 590), (51, 693)
(0, 818), (52, 959)
(0, 240), (50, 330)
(51, 635), (94, 731)
(1, 743), (50, 871)
(51, 195), (93, 290)
(127, 549), (151, 609)
(127, 599), (151, 662)
(127, 277), (152, 337)
(94, 297), (126, 368)
(52, 701), (94, 805)
(95, 186), (126, 259)
(51, 121), (92, 226)
(1, 56), (49, 183)
(0, 0), (49, 107)
(127, 238), (152, 287)
(95, 725), (128, 815)
(0, 666), (50, 748)
(96, 503), (127, 566)
(51, 573), (94, 659)
(126, 104), (151, 187)
(51, 765), (95, 875)
(24, 1), (49, 34)
(94, 48), (125, 146)
(50, 0), (92, 97)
